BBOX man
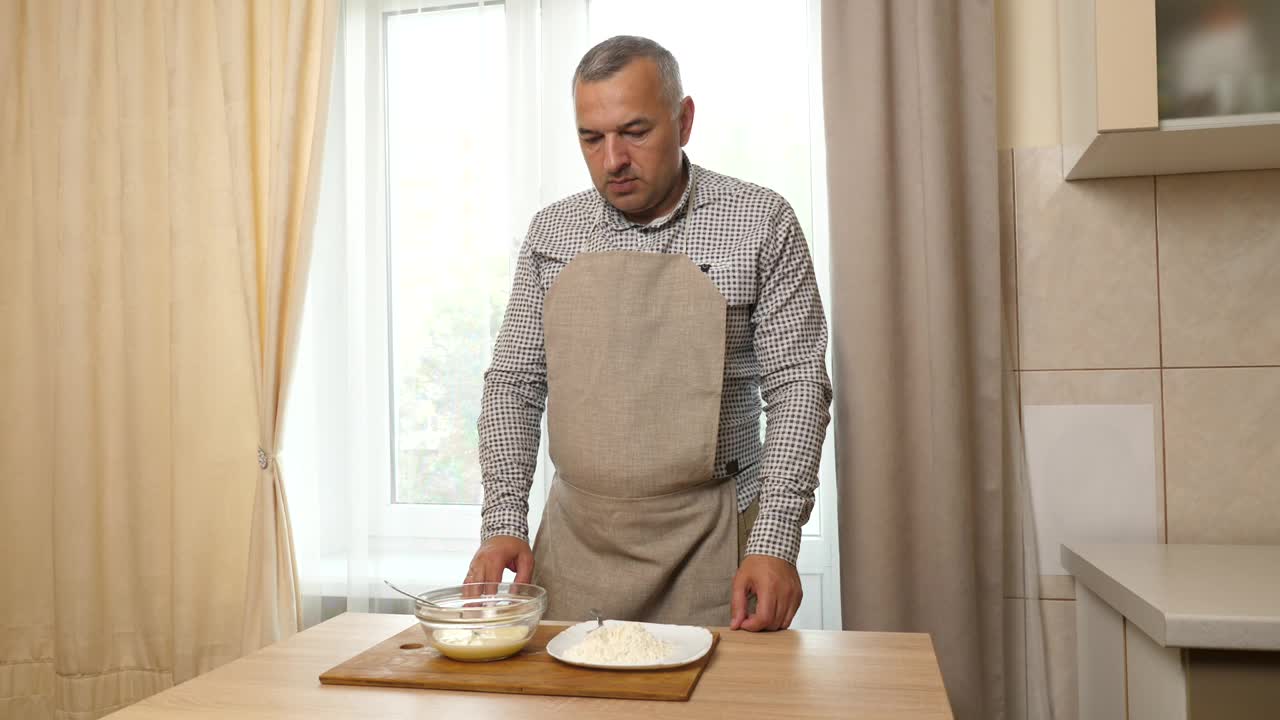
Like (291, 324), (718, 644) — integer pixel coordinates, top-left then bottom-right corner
(466, 35), (831, 633)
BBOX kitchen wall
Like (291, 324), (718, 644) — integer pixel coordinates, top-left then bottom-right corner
(997, 2), (1280, 719)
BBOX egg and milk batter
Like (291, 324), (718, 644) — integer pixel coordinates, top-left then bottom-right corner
(430, 626), (532, 662)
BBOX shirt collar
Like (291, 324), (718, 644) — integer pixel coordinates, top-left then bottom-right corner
(599, 155), (701, 231)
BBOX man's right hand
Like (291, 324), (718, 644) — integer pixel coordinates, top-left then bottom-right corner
(465, 535), (534, 584)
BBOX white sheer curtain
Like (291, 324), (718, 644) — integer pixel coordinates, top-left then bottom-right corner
(284, 0), (841, 629)
(282, 0), (542, 626)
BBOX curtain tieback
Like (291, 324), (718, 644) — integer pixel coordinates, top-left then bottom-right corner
(257, 447), (273, 470)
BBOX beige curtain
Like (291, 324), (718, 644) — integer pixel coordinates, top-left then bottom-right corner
(0, 1), (335, 717)
(822, 2), (1005, 719)
(219, 0), (339, 653)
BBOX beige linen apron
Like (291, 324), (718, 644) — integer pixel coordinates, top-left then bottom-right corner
(531, 247), (740, 626)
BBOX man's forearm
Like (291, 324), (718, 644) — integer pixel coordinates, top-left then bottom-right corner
(745, 373), (831, 564)
(477, 367), (545, 542)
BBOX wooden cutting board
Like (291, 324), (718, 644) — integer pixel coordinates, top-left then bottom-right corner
(319, 622), (719, 701)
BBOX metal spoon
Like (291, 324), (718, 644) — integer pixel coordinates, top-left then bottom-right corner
(587, 607), (605, 634)
(384, 580), (446, 609)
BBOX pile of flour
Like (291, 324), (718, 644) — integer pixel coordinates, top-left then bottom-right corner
(565, 622), (673, 664)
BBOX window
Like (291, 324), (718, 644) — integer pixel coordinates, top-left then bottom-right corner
(286, 0), (839, 629)
(384, 4), (511, 505)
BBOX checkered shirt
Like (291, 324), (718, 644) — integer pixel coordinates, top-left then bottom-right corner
(478, 161), (832, 565)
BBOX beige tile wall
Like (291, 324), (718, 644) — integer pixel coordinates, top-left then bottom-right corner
(1014, 146), (1161, 371)
(1004, 598), (1078, 720)
(1001, 147), (1280, 720)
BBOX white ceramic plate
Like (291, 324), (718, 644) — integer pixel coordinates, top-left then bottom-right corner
(546, 620), (715, 670)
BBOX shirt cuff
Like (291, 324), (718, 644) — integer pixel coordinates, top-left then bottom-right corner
(481, 526), (530, 544)
(480, 503), (530, 544)
(743, 511), (802, 566)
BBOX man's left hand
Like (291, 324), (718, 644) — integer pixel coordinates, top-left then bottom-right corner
(731, 554), (802, 632)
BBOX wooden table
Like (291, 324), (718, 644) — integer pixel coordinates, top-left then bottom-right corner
(105, 613), (954, 719)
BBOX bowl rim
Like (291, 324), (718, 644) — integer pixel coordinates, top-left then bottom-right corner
(411, 582), (547, 624)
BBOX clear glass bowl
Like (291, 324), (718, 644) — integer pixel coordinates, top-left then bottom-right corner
(412, 582), (546, 662)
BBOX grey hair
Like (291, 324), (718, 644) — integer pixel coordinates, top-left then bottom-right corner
(572, 35), (684, 115)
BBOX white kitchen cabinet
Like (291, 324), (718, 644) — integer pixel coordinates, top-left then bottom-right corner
(1058, 0), (1280, 179)
(1063, 544), (1280, 720)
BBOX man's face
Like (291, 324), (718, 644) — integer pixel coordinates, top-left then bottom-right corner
(574, 58), (694, 224)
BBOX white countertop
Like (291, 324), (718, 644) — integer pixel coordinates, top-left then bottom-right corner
(1061, 543), (1280, 651)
